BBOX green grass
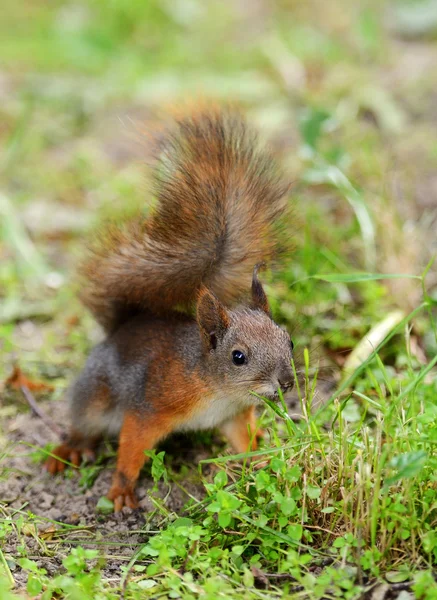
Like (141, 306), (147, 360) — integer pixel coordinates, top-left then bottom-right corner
(1, 0), (437, 598)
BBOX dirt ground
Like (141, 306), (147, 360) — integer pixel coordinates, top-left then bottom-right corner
(0, 384), (326, 588)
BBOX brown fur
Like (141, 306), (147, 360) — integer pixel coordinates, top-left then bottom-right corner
(45, 108), (294, 512)
(104, 349), (212, 509)
(79, 108), (289, 332)
(107, 405), (262, 511)
(45, 430), (100, 474)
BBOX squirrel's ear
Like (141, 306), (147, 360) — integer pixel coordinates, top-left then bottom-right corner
(251, 263), (271, 316)
(197, 287), (230, 350)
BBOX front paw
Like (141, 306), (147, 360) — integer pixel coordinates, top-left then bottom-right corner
(107, 481), (138, 512)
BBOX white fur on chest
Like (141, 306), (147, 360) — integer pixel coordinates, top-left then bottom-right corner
(175, 393), (254, 432)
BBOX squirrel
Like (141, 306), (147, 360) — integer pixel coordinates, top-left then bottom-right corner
(44, 107), (295, 512)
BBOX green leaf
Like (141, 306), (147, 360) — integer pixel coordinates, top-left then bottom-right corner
(386, 451), (428, 485)
(95, 496), (114, 514)
(146, 563), (159, 576)
(172, 517), (193, 529)
(285, 465), (301, 483)
(150, 451), (167, 483)
(278, 515), (288, 528)
(270, 458), (285, 473)
(280, 497), (296, 516)
(306, 486), (321, 499)
(18, 558), (40, 573)
(206, 502), (220, 513)
(288, 524), (303, 541)
(231, 545), (244, 556)
(218, 512), (231, 528)
(299, 109), (331, 150)
(386, 571), (410, 583)
(255, 470), (271, 491)
(137, 580), (157, 589)
(27, 574), (43, 596)
(214, 470), (228, 489)
(216, 491), (241, 510)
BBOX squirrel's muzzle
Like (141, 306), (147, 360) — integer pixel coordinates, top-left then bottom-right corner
(278, 365), (294, 395)
(279, 380), (294, 393)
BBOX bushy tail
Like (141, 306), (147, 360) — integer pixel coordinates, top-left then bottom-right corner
(79, 108), (290, 332)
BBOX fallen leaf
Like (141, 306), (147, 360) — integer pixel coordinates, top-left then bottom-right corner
(251, 566), (269, 589)
(39, 525), (57, 541)
(5, 365), (54, 392)
(342, 310), (405, 375)
(22, 524), (37, 537)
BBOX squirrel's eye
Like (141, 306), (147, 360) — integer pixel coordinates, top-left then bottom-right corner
(290, 340), (294, 352)
(232, 350), (246, 366)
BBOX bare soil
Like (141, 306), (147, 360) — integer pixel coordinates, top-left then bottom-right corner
(0, 399), (220, 587)
(0, 385), (322, 588)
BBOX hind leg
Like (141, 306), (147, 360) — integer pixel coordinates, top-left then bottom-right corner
(45, 374), (112, 475)
(44, 430), (101, 474)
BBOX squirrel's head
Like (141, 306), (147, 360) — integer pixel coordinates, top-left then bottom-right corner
(196, 266), (294, 402)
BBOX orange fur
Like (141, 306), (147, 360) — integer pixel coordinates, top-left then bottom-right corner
(147, 350), (210, 416)
(45, 108), (293, 514)
(220, 406), (262, 454)
(44, 430), (99, 474)
(107, 360), (209, 511)
(107, 411), (175, 511)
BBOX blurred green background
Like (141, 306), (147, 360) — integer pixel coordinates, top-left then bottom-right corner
(1, 3), (437, 593)
(1, 0), (437, 381)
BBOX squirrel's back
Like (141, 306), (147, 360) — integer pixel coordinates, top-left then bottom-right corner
(80, 108), (290, 332)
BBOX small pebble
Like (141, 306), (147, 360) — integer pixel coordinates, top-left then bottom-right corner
(39, 492), (55, 509)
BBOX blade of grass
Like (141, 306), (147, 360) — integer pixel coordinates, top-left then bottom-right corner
(396, 353), (437, 402)
(312, 273), (421, 283)
(319, 302), (428, 412)
(0, 193), (48, 280)
(0, 548), (15, 588)
(304, 163), (376, 269)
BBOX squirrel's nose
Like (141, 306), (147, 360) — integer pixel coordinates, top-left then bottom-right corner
(278, 377), (294, 393)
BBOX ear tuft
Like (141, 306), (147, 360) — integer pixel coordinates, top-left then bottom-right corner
(251, 263), (271, 315)
(197, 287), (230, 350)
